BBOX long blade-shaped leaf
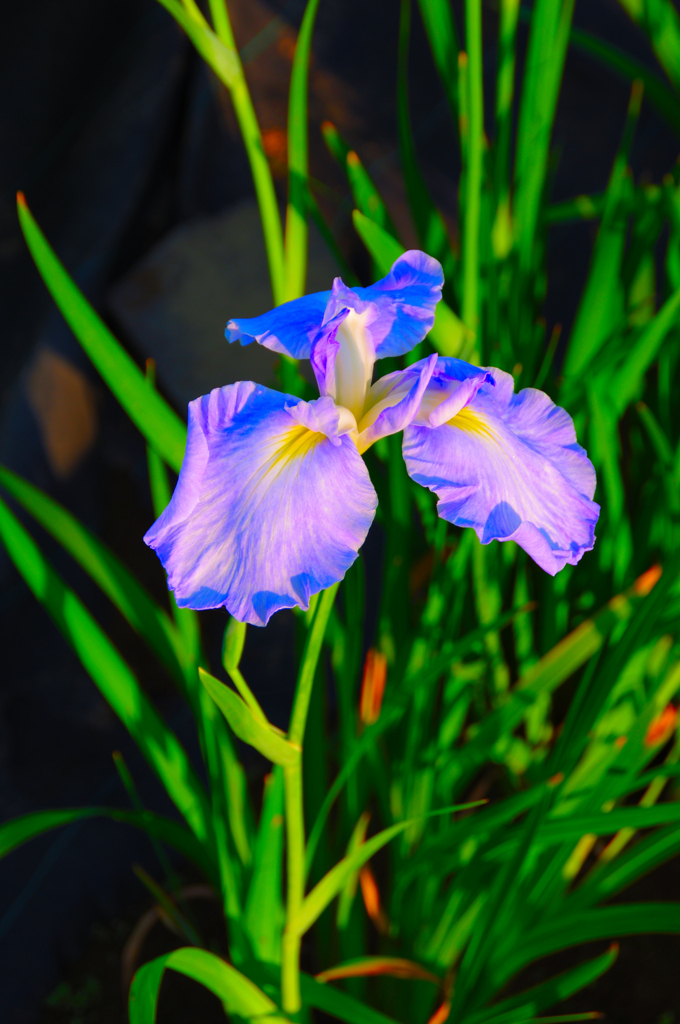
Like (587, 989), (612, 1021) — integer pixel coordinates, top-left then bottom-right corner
(616, 0), (680, 92)
(466, 945), (617, 1024)
(492, 904), (680, 988)
(300, 971), (402, 1024)
(129, 947), (289, 1023)
(416, 0), (460, 121)
(244, 767), (285, 964)
(284, 0), (323, 299)
(352, 210), (469, 357)
(569, 23), (680, 138)
(199, 668), (300, 767)
(0, 495), (211, 844)
(514, 0), (575, 276)
(17, 195), (187, 472)
(155, 0), (285, 301)
(0, 463), (191, 689)
(293, 803), (483, 937)
(0, 807), (215, 883)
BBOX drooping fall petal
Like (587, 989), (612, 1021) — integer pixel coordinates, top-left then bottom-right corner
(144, 382), (377, 625)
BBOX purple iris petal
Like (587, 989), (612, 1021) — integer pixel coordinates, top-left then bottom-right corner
(403, 363), (599, 574)
(358, 354), (439, 451)
(226, 291), (331, 358)
(324, 251), (444, 358)
(225, 250), (442, 363)
(309, 309), (349, 397)
(144, 382), (377, 625)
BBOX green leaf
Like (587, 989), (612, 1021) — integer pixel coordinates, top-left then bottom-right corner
(492, 904), (680, 988)
(397, 0), (456, 285)
(415, 0), (459, 121)
(615, 0), (680, 93)
(610, 283), (680, 414)
(199, 668), (300, 767)
(300, 970), (402, 1024)
(0, 494), (211, 845)
(284, 0), (323, 300)
(466, 944), (617, 1024)
(0, 807), (215, 883)
(321, 122), (397, 238)
(351, 210), (469, 357)
(352, 209), (404, 271)
(305, 707), (403, 878)
(244, 767), (286, 964)
(448, 577), (654, 789)
(16, 195), (187, 473)
(567, 823), (680, 911)
(0, 463), (191, 690)
(129, 947), (289, 1023)
(569, 22), (680, 138)
(460, 0), (484, 344)
(562, 82), (643, 381)
(154, 0), (285, 302)
(514, 0), (576, 277)
(292, 803), (482, 937)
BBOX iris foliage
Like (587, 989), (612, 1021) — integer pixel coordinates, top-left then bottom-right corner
(4, 0), (680, 1021)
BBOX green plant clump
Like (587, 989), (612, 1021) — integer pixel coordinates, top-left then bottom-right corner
(5, 1), (680, 1022)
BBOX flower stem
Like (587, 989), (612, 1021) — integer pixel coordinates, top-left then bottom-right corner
(281, 583), (339, 1014)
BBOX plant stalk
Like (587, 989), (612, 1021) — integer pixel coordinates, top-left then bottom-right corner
(281, 583), (339, 1013)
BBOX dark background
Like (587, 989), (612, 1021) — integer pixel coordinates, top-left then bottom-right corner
(0, 1), (678, 1020)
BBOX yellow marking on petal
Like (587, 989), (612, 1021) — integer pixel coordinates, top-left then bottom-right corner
(448, 406), (498, 443)
(266, 424), (323, 474)
(237, 425), (324, 519)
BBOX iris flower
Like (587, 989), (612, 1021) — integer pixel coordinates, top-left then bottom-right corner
(144, 252), (599, 625)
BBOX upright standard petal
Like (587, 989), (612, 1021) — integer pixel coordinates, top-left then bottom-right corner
(226, 290), (331, 359)
(356, 353), (438, 453)
(144, 383), (377, 625)
(403, 363), (600, 574)
(324, 251), (444, 359)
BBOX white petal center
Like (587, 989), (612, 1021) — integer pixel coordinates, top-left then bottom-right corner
(334, 308), (375, 421)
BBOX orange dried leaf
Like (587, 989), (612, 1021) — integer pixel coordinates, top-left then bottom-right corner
(644, 704), (678, 747)
(427, 1001), (451, 1024)
(316, 957), (440, 985)
(360, 649), (387, 725)
(359, 866), (390, 934)
(634, 564), (662, 596)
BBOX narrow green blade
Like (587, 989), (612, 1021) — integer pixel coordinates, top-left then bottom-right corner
(301, 970), (402, 1024)
(17, 195), (187, 473)
(352, 210), (469, 356)
(244, 767), (286, 964)
(284, 0), (323, 299)
(0, 806), (214, 881)
(0, 463), (191, 690)
(129, 947), (289, 1023)
(466, 944), (617, 1024)
(493, 904), (680, 987)
(0, 495), (211, 845)
(199, 668), (300, 767)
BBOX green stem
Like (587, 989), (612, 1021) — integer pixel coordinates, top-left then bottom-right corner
(289, 584), (339, 746)
(281, 583), (339, 1014)
(462, 0), (484, 351)
(191, 0), (285, 303)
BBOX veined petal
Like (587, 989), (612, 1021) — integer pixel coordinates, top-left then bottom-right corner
(144, 383), (377, 625)
(324, 251), (443, 359)
(226, 291), (331, 358)
(403, 364), (599, 575)
(356, 354), (438, 453)
(410, 357), (495, 427)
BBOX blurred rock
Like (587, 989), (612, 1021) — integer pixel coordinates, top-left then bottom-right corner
(107, 199), (338, 410)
